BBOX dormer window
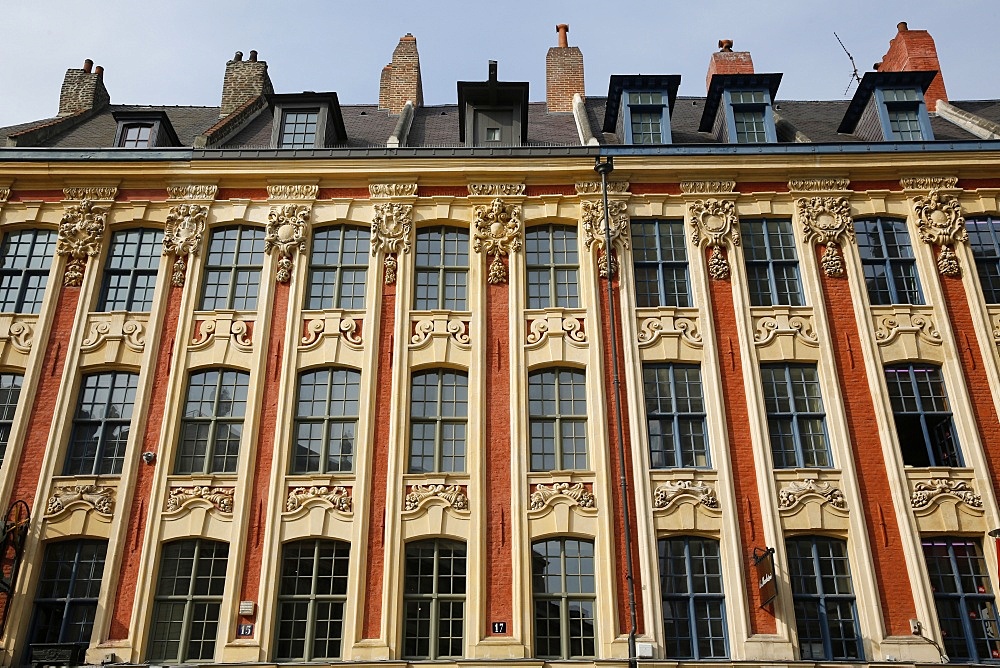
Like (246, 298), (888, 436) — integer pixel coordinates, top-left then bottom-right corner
(603, 75), (680, 146)
(838, 71), (935, 142)
(112, 111), (179, 148)
(279, 109), (319, 148)
(268, 93), (347, 149)
(699, 73), (781, 144)
(877, 88), (930, 140)
(457, 61), (529, 147)
(726, 89), (774, 143)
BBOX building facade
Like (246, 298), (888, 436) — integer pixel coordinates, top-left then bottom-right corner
(1, 20), (1000, 668)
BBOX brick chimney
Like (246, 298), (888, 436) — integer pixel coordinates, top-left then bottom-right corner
(875, 22), (947, 112)
(379, 34), (423, 114)
(706, 39), (754, 91)
(546, 24), (584, 112)
(219, 50), (274, 118)
(58, 59), (110, 116)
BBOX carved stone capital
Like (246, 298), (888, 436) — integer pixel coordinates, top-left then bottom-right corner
(267, 184), (319, 200)
(652, 480), (719, 509)
(369, 183), (417, 198)
(529, 482), (595, 511)
(286, 485), (353, 513)
(473, 198), (522, 284)
(404, 484), (469, 512)
(57, 199), (106, 286)
(575, 181), (629, 195)
(797, 196), (854, 277)
(468, 183), (525, 197)
(166, 185), (217, 201)
(371, 202), (412, 285)
(911, 478), (983, 509)
(581, 199), (629, 277)
(45, 484), (114, 517)
(166, 486), (234, 514)
(788, 178), (850, 192)
(163, 203), (209, 287)
(778, 478), (847, 510)
(680, 180), (735, 195)
(266, 204), (310, 283)
(63, 186), (117, 201)
(901, 176), (959, 191)
(688, 198), (739, 280)
(913, 190), (967, 277)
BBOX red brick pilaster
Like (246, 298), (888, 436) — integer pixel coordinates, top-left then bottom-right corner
(816, 244), (916, 635)
(705, 248), (776, 635)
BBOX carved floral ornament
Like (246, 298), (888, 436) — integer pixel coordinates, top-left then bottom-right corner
(45, 484), (114, 517)
(0, 188), (9, 203)
(581, 199), (629, 278)
(405, 484), (469, 512)
(529, 482), (595, 511)
(788, 178), (850, 192)
(575, 181), (629, 195)
(688, 198), (739, 280)
(56, 199), (106, 287)
(679, 181), (736, 195)
(265, 204), (310, 283)
(777, 478), (847, 510)
(163, 203), (209, 287)
(652, 480), (719, 510)
(901, 176), (959, 191)
(911, 478), (983, 509)
(286, 486), (353, 513)
(468, 183), (525, 196)
(473, 198), (522, 284)
(166, 486), (234, 514)
(369, 183), (417, 198)
(797, 196), (855, 277)
(63, 186), (117, 201)
(267, 184), (319, 200)
(913, 189), (967, 277)
(166, 185), (218, 200)
(371, 202), (412, 285)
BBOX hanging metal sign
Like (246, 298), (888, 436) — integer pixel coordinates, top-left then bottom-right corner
(0, 500), (31, 635)
(753, 546), (777, 609)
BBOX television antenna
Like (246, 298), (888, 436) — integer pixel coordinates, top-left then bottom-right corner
(834, 32), (863, 96)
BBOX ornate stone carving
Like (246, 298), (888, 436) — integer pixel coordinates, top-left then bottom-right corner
(285, 486), (353, 513)
(8, 320), (34, 353)
(901, 177), (959, 191)
(163, 203), (209, 287)
(404, 484), (469, 512)
(778, 479), (847, 510)
(529, 482), (595, 511)
(166, 185), (217, 200)
(267, 184), (319, 200)
(57, 199), (106, 286)
(166, 486), (234, 513)
(526, 316), (586, 345)
(63, 187), (117, 201)
(688, 199), (739, 280)
(788, 178), (850, 192)
(636, 316), (702, 348)
(581, 199), (629, 277)
(468, 183), (525, 196)
(874, 312), (941, 346)
(680, 180), (736, 194)
(911, 479), (983, 509)
(80, 316), (146, 353)
(266, 204), (310, 283)
(913, 190), (967, 277)
(652, 480), (719, 509)
(473, 198), (522, 284)
(369, 183), (417, 198)
(45, 484), (114, 516)
(0, 188), (9, 203)
(410, 317), (470, 347)
(797, 196), (855, 277)
(575, 181), (629, 195)
(753, 314), (819, 347)
(191, 317), (254, 351)
(371, 202), (412, 284)
(301, 317), (363, 349)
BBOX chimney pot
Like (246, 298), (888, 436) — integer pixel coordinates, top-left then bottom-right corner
(489, 60), (498, 81)
(556, 24), (569, 48)
(83, 59), (93, 73)
(233, 51), (243, 62)
(219, 50), (273, 117)
(249, 50), (258, 62)
(897, 21), (908, 31)
(719, 39), (734, 52)
(59, 58), (110, 116)
(94, 65), (103, 76)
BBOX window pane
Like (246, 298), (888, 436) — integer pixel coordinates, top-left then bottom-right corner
(644, 364), (708, 469)
(885, 364), (961, 467)
(275, 540), (350, 660)
(532, 539), (596, 659)
(99, 228), (163, 311)
(632, 221), (690, 308)
(0, 229), (56, 314)
(409, 370), (468, 473)
(200, 226), (265, 310)
(176, 369), (250, 474)
(403, 540), (466, 659)
(761, 364), (831, 469)
(856, 218), (923, 305)
(525, 226), (580, 309)
(307, 226), (370, 310)
(529, 369), (587, 472)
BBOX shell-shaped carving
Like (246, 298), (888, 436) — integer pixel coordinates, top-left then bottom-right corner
(777, 478), (847, 510)
(652, 480), (719, 510)
(285, 486), (353, 513)
(404, 484), (469, 512)
(529, 482), (596, 511)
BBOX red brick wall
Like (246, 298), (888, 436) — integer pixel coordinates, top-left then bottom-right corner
(877, 24), (947, 112)
(706, 51), (755, 92)
(705, 248), (776, 635)
(546, 46), (584, 113)
(816, 244), (915, 635)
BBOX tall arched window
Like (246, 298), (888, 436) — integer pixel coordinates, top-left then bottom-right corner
(402, 540), (466, 659)
(658, 536), (727, 659)
(409, 369), (468, 473)
(293, 367), (360, 473)
(306, 226), (370, 310)
(414, 226), (469, 311)
(529, 368), (587, 472)
(175, 369), (249, 474)
(200, 226), (265, 310)
(532, 538), (596, 659)
(525, 225), (579, 309)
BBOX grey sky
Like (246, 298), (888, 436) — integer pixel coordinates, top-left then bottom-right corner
(1, 0), (997, 128)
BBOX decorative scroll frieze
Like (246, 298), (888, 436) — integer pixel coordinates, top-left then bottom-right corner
(911, 478), (982, 509)
(285, 486), (353, 513)
(404, 484), (469, 512)
(788, 178), (850, 192)
(575, 181), (629, 195)
(901, 177), (959, 191)
(636, 315), (702, 348)
(652, 480), (719, 509)
(267, 184), (319, 200)
(526, 315), (586, 346)
(473, 198), (522, 284)
(913, 190), (967, 277)
(57, 199), (106, 287)
(0, 188), (9, 203)
(529, 482), (595, 511)
(680, 181), (736, 195)
(581, 199), (629, 277)
(991, 311), (1000, 344)
(410, 317), (470, 348)
(6, 319), (34, 353)
(63, 187), (117, 201)
(45, 485), (114, 517)
(191, 316), (253, 352)
(369, 183), (417, 198)
(874, 311), (941, 346)
(163, 203), (209, 287)
(266, 204), (310, 283)
(797, 196), (854, 277)
(80, 315), (146, 353)
(778, 479), (847, 510)
(753, 313), (819, 347)
(468, 183), (525, 197)
(166, 486), (234, 514)
(166, 185), (217, 200)
(688, 198), (739, 280)
(301, 316), (363, 349)
(371, 202), (412, 284)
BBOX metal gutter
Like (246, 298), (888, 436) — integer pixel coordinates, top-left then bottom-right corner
(598, 140), (1000, 156)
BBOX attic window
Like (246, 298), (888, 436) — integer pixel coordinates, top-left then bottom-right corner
(268, 93), (347, 149)
(112, 111), (178, 148)
(625, 91), (669, 144)
(279, 109), (319, 148)
(120, 124), (153, 148)
(726, 89), (773, 143)
(877, 87), (932, 141)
